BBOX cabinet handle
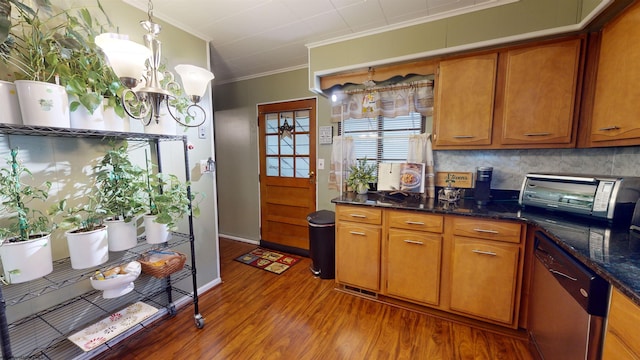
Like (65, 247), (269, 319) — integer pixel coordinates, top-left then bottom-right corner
(472, 249), (497, 256)
(349, 231), (366, 236)
(524, 132), (551, 137)
(453, 135), (475, 139)
(349, 214), (367, 218)
(598, 126), (620, 131)
(472, 228), (499, 234)
(403, 240), (424, 245)
(405, 220), (425, 225)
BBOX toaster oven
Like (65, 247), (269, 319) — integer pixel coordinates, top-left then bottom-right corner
(519, 173), (640, 223)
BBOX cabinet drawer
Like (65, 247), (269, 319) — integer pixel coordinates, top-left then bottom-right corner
(452, 217), (521, 243)
(336, 205), (382, 225)
(388, 210), (443, 233)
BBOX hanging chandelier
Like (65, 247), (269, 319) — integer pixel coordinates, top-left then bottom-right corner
(95, 0), (214, 127)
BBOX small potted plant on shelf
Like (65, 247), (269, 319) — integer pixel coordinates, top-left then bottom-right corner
(346, 158), (377, 195)
(0, 148), (54, 284)
(142, 158), (201, 244)
(49, 194), (108, 270)
(94, 143), (147, 251)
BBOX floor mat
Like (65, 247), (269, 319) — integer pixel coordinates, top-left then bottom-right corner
(234, 248), (300, 274)
(68, 302), (158, 351)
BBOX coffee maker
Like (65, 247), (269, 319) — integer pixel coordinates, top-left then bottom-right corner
(474, 167), (493, 205)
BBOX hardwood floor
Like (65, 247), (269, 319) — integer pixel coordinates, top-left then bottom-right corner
(100, 238), (534, 359)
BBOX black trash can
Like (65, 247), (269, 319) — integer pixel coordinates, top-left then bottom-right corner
(307, 210), (335, 279)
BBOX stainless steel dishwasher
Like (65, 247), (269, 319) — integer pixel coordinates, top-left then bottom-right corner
(528, 231), (610, 360)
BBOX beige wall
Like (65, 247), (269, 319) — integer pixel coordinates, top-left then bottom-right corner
(214, 68), (333, 242)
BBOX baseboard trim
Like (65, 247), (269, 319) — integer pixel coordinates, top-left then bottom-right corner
(218, 233), (259, 245)
(174, 277), (222, 310)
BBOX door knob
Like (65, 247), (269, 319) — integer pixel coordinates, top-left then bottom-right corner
(309, 171), (315, 184)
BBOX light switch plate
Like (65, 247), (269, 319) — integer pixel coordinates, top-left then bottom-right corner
(198, 125), (206, 139)
(318, 158), (325, 170)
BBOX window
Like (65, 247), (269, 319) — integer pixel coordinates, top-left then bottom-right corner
(339, 112), (426, 173)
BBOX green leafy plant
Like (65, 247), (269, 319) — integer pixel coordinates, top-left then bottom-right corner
(0, 148), (52, 243)
(1, 2), (75, 83)
(48, 196), (106, 233)
(143, 156), (201, 232)
(62, 4), (124, 115)
(346, 158), (377, 192)
(94, 143), (146, 223)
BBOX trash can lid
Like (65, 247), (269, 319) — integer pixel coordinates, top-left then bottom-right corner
(307, 210), (335, 225)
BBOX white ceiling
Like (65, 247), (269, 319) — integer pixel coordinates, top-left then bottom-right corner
(123, 0), (518, 83)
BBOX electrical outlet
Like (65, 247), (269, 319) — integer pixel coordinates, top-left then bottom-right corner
(198, 125), (206, 139)
(200, 160), (208, 174)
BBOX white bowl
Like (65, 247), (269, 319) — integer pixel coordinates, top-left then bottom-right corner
(90, 261), (141, 298)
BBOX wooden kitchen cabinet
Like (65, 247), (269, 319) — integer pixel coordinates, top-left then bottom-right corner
(433, 52), (497, 147)
(434, 37), (583, 150)
(498, 38), (582, 147)
(385, 211), (443, 305)
(448, 217), (524, 327)
(335, 205), (382, 291)
(586, 1), (640, 147)
(334, 206), (526, 329)
(602, 288), (640, 360)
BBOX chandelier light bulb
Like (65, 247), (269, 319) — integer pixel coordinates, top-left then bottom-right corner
(95, 34), (151, 88)
(175, 64), (215, 102)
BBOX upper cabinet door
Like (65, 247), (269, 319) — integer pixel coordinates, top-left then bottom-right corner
(590, 1), (640, 144)
(433, 53), (497, 147)
(499, 39), (582, 146)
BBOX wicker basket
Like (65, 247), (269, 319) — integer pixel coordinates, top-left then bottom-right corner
(139, 250), (187, 278)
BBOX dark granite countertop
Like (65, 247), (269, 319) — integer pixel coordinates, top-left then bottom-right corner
(332, 191), (640, 306)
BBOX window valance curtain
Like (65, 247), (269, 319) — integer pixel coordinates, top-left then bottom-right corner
(330, 80), (434, 122)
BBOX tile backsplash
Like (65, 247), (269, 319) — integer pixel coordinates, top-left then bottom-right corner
(434, 146), (640, 190)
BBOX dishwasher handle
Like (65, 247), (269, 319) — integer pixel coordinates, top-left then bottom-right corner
(534, 231), (610, 316)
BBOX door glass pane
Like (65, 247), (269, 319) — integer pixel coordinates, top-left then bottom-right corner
(266, 113), (279, 134)
(295, 134), (309, 155)
(296, 157), (309, 178)
(267, 157), (279, 176)
(280, 158), (294, 177)
(280, 136), (293, 155)
(295, 111), (309, 132)
(266, 135), (279, 155)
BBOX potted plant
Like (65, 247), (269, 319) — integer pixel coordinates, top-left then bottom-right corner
(346, 158), (377, 195)
(143, 159), (201, 244)
(0, 148), (54, 284)
(95, 143), (146, 251)
(49, 195), (108, 270)
(62, 6), (126, 131)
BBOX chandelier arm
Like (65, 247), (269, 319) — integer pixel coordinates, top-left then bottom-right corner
(163, 100), (206, 127)
(121, 89), (153, 125)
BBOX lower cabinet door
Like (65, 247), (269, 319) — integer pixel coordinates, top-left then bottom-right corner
(336, 222), (381, 291)
(449, 236), (519, 324)
(386, 229), (442, 305)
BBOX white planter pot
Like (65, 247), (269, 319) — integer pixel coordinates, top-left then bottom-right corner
(14, 80), (70, 128)
(144, 111), (177, 135)
(105, 219), (138, 252)
(103, 103), (130, 132)
(69, 95), (105, 130)
(0, 234), (53, 284)
(66, 226), (109, 270)
(143, 214), (170, 244)
(0, 80), (22, 125)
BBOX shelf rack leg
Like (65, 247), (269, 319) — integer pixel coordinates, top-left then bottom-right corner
(182, 137), (202, 327)
(0, 286), (13, 358)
